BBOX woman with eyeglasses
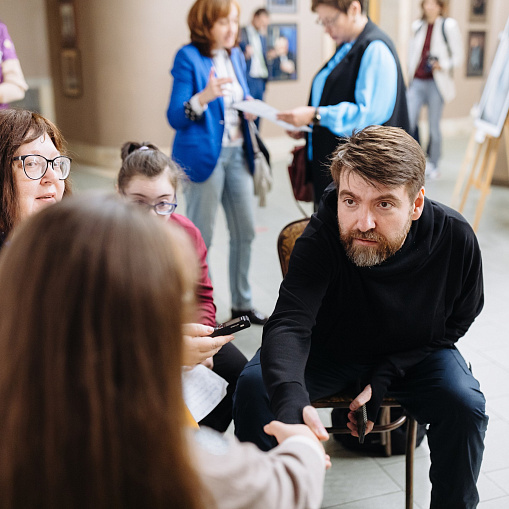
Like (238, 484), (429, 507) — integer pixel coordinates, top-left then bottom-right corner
(0, 109), (72, 248)
(117, 141), (247, 432)
(276, 0), (409, 207)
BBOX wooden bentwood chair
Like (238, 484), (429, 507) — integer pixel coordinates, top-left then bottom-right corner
(277, 218), (418, 509)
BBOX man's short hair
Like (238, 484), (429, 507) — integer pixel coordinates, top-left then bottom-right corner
(330, 126), (426, 200)
(253, 7), (269, 18)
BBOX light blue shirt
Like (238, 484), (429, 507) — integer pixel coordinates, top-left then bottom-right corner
(308, 40), (398, 160)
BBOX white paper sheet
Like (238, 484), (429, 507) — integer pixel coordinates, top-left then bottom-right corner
(182, 364), (228, 422)
(233, 99), (312, 132)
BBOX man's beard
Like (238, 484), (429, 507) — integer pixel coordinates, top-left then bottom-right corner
(339, 215), (413, 267)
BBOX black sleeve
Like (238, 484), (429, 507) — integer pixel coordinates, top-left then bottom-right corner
(444, 223), (484, 342)
(261, 224), (336, 423)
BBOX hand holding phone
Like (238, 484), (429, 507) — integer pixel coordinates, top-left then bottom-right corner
(355, 404), (368, 444)
(210, 315), (251, 337)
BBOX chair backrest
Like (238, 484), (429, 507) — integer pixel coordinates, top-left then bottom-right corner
(277, 218), (310, 277)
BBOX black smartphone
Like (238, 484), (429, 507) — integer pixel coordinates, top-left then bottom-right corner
(210, 315), (251, 337)
(356, 404), (368, 444)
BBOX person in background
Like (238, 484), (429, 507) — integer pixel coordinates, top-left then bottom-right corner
(277, 0), (409, 208)
(407, 0), (463, 180)
(117, 141), (247, 432)
(0, 109), (71, 248)
(168, 0), (268, 326)
(240, 7), (270, 112)
(233, 126), (487, 509)
(0, 21), (28, 109)
(0, 193), (328, 509)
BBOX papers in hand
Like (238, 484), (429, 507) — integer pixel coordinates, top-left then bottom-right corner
(234, 99), (312, 132)
(182, 364), (228, 422)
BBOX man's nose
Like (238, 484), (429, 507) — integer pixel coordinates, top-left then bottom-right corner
(356, 208), (376, 232)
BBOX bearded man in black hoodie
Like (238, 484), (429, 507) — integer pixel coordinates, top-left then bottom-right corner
(233, 125), (488, 509)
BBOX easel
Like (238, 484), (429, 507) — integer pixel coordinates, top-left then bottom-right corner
(451, 113), (509, 232)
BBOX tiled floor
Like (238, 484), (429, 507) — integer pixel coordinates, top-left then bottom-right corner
(72, 131), (509, 508)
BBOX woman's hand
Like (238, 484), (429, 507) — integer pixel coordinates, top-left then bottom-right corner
(264, 414), (331, 469)
(198, 68), (234, 106)
(277, 106), (315, 127)
(182, 323), (234, 366)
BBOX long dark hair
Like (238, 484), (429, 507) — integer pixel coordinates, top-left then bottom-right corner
(0, 194), (205, 509)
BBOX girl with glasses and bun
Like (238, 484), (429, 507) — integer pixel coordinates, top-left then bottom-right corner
(118, 141), (247, 432)
(0, 109), (72, 248)
(0, 194), (327, 509)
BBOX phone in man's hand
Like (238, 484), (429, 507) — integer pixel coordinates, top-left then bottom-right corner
(355, 404), (368, 444)
(210, 315), (251, 337)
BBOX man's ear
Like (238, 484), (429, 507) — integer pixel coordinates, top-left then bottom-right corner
(411, 187), (425, 220)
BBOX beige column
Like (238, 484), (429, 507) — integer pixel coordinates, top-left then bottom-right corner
(45, 0), (190, 167)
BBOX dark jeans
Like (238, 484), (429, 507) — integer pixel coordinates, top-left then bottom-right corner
(233, 347), (488, 509)
(246, 76), (266, 129)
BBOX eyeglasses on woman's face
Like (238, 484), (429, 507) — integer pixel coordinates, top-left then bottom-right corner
(316, 11), (341, 28)
(130, 198), (178, 216)
(13, 154), (72, 180)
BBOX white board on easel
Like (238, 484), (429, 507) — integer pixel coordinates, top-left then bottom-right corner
(474, 17), (509, 140)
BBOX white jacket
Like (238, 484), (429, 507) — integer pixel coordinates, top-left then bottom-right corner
(408, 16), (464, 103)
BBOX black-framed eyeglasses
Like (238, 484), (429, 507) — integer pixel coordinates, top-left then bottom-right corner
(13, 154), (72, 180)
(316, 11), (341, 27)
(131, 198), (178, 216)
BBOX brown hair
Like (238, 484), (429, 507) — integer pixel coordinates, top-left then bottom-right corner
(0, 194), (205, 509)
(0, 109), (72, 235)
(421, 0), (447, 18)
(330, 126), (426, 200)
(311, 0), (366, 14)
(188, 0), (240, 57)
(117, 141), (185, 193)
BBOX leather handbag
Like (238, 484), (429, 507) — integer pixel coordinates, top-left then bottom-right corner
(288, 144), (313, 203)
(248, 121), (272, 207)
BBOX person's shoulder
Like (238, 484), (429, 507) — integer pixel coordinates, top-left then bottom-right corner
(430, 199), (477, 240)
(171, 212), (199, 233)
(411, 19), (425, 32)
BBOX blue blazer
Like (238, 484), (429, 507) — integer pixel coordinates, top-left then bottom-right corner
(167, 44), (254, 182)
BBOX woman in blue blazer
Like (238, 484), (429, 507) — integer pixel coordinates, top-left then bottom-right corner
(168, 0), (267, 325)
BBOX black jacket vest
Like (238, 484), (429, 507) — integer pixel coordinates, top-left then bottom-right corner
(308, 20), (410, 202)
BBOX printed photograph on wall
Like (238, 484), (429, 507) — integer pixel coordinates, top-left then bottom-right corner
(266, 0), (297, 14)
(61, 48), (83, 97)
(59, 2), (77, 48)
(466, 31), (485, 77)
(469, 0), (488, 23)
(267, 24), (297, 81)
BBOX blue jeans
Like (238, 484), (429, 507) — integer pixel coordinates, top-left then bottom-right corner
(184, 145), (255, 310)
(407, 78), (444, 166)
(233, 347), (488, 509)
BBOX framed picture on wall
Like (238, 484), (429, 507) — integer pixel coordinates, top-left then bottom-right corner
(61, 48), (83, 97)
(469, 0), (488, 23)
(475, 20), (509, 137)
(267, 24), (297, 81)
(466, 31), (485, 77)
(266, 0), (297, 14)
(59, 2), (77, 48)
